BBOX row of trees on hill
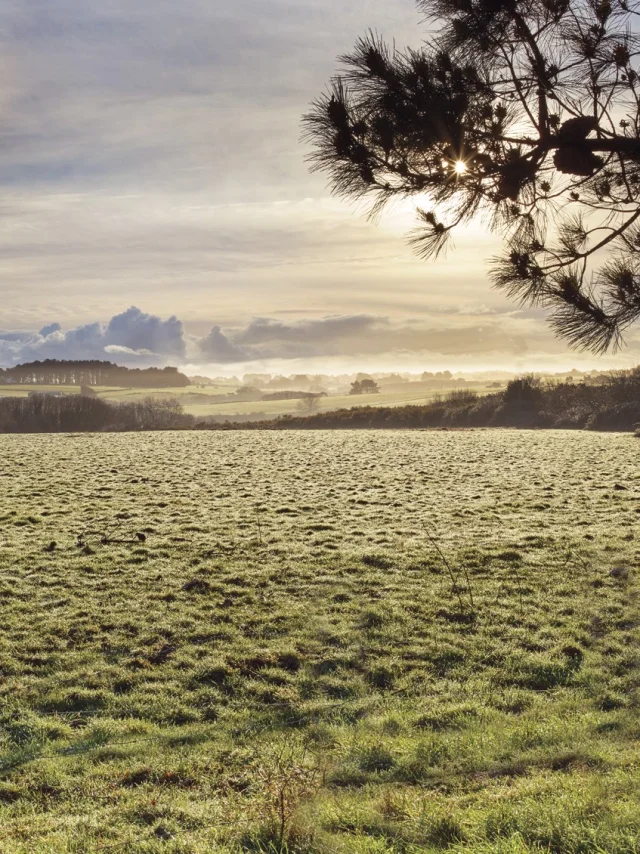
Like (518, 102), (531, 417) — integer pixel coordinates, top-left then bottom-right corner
(0, 360), (190, 387)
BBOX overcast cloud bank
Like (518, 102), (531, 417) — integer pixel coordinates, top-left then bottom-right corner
(3, 306), (640, 375)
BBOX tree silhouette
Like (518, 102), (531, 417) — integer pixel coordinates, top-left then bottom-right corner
(296, 394), (322, 412)
(304, 0), (640, 352)
(361, 378), (380, 394)
(350, 379), (380, 394)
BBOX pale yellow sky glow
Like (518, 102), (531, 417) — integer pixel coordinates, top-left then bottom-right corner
(1, 0), (639, 373)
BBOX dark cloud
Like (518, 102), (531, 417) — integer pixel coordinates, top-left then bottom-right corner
(39, 322), (62, 336)
(219, 314), (534, 362)
(236, 315), (385, 352)
(197, 325), (248, 364)
(104, 307), (185, 358)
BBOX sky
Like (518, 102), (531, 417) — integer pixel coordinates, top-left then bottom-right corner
(2, 0), (640, 376)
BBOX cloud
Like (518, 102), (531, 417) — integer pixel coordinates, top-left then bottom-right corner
(0, 0), (443, 337)
(1, 308), (520, 369)
(39, 322), (62, 336)
(237, 315), (384, 344)
(2, 306), (640, 374)
(194, 312), (640, 369)
(209, 313), (540, 364)
(196, 315), (391, 364)
(8, 0), (634, 377)
(232, 315), (386, 358)
(197, 326), (248, 364)
(104, 345), (156, 357)
(0, 306), (187, 367)
(104, 307), (185, 358)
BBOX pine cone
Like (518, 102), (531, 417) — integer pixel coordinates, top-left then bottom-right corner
(553, 146), (603, 176)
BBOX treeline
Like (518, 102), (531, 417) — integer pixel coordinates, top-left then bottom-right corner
(0, 360), (191, 387)
(0, 395), (194, 433)
(3, 371), (640, 433)
(197, 371), (640, 432)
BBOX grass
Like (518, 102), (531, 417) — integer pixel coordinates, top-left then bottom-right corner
(0, 429), (639, 852)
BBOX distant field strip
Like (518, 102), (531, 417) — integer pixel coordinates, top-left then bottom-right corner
(0, 383), (495, 419)
(181, 389), (463, 418)
(0, 431), (638, 853)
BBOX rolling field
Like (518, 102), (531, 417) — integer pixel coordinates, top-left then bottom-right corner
(180, 389), (482, 420)
(0, 430), (639, 852)
(0, 384), (496, 420)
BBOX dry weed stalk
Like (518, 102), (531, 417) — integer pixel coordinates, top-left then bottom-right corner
(251, 744), (319, 849)
(422, 522), (475, 613)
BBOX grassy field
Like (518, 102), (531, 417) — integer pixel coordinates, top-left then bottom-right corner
(0, 430), (639, 853)
(0, 384), (496, 419)
(181, 389), (491, 420)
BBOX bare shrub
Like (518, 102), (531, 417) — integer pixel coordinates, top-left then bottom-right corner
(296, 396), (321, 414)
(246, 745), (319, 851)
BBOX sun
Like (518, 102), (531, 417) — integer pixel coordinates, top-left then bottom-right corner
(454, 160), (467, 175)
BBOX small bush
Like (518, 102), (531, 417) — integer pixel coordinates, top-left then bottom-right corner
(503, 374), (542, 405)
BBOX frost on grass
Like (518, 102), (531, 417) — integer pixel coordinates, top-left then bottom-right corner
(0, 430), (639, 852)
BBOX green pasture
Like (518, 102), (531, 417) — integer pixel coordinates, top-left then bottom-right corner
(0, 430), (638, 852)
